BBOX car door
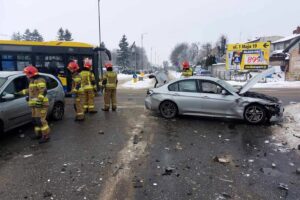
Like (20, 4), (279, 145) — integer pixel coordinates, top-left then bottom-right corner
(40, 75), (59, 110)
(198, 80), (238, 117)
(168, 79), (202, 113)
(0, 76), (31, 128)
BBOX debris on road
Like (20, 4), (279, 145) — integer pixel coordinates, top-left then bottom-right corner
(19, 134), (25, 138)
(162, 167), (175, 176)
(222, 192), (232, 199)
(278, 183), (289, 191)
(98, 130), (104, 135)
(298, 144), (300, 150)
(43, 191), (52, 198)
(293, 133), (300, 138)
(153, 183), (157, 186)
(176, 142), (183, 150)
(133, 135), (139, 144)
(296, 168), (300, 175)
(264, 140), (270, 144)
(213, 155), (231, 164)
(23, 154), (33, 158)
(76, 185), (86, 192)
(272, 163), (276, 168)
(132, 176), (144, 188)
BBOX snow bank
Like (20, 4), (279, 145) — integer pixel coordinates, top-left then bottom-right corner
(117, 74), (133, 81)
(227, 80), (300, 89)
(120, 78), (154, 89)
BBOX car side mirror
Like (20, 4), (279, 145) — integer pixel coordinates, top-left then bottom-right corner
(221, 90), (227, 95)
(1, 93), (15, 101)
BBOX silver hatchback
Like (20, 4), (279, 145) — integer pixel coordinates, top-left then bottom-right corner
(0, 71), (65, 133)
(145, 69), (283, 124)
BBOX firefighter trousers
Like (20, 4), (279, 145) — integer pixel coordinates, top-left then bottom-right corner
(104, 88), (117, 110)
(84, 89), (96, 112)
(32, 106), (50, 137)
(75, 91), (85, 120)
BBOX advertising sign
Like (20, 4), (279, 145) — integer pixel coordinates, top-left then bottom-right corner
(226, 42), (270, 71)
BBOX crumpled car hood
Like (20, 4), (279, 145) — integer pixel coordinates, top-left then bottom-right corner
(239, 67), (276, 94)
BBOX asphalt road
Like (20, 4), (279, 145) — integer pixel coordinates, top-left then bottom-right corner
(0, 88), (299, 200)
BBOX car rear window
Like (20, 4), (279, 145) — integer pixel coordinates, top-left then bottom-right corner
(40, 76), (59, 90)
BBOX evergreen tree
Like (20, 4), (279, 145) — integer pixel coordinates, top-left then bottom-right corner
(22, 29), (32, 41)
(117, 35), (130, 69)
(11, 32), (22, 40)
(31, 29), (44, 41)
(64, 29), (73, 41)
(57, 27), (65, 41)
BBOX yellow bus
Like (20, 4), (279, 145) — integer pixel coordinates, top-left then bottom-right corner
(0, 40), (111, 92)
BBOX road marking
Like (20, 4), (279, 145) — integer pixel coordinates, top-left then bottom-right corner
(98, 114), (153, 200)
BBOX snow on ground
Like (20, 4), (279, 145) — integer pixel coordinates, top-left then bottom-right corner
(120, 77), (154, 89)
(270, 103), (300, 152)
(118, 74), (133, 81)
(227, 80), (300, 89)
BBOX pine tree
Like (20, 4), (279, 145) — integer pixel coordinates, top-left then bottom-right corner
(22, 29), (32, 41)
(57, 27), (65, 41)
(11, 32), (22, 41)
(64, 29), (73, 41)
(117, 35), (131, 69)
(31, 29), (44, 41)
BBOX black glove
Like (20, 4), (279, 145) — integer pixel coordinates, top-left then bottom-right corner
(102, 79), (107, 85)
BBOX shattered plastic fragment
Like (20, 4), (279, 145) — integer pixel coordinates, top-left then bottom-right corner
(278, 183), (288, 191)
(23, 154), (33, 158)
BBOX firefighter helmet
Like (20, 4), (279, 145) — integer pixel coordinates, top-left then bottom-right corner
(182, 61), (190, 69)
(105, 62), (113, 69)
(84, 59), (92, 70)
(67, 61), (79, 72)
(23, 65), (38, 78)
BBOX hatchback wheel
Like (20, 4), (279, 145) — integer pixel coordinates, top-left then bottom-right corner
(244, 104), (266, 124)
(51, 102), (64, 121)
(159, 101), (178, 119)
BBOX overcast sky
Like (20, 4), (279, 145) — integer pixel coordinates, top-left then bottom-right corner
(0, 0), (299, 63)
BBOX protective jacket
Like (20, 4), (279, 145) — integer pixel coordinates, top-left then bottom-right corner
(182, 68), (193, 77)
(103, 71), (118, 89)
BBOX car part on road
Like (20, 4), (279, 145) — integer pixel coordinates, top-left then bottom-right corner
(51, 102), (64, 120)
(244, 104), (266, 124)
(159, 101), (178, 119)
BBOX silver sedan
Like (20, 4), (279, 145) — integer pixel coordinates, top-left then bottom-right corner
(145, 70), (283, 124)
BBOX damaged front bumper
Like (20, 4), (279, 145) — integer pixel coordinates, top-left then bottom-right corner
(265, 103), (284, 119)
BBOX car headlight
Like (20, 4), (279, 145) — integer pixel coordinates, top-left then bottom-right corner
(147, 89), (154, 96)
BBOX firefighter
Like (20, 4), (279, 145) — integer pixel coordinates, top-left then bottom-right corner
(182, 61), (193, 77)
(102, 62), (118, 111)
(67, 61), (85, 121)
(21, 66), (50, 144)
(80, 59), (97, 113)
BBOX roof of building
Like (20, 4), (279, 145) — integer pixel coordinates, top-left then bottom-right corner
(283, 36), (300, 53)
(272, 34), (300, 44)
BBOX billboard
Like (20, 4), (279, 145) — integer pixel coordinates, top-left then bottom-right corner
(226, 42), (271, 71)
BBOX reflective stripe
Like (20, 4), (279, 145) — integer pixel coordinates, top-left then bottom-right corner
(84, 105), (88, 108)
(38, 95), (44, 100)
(37, 82), (46, 87)
(29, 83), (37, 87)
(35, 127), (41, 131)
(41, 125), (49, 131)
(77, 112), (84, 115)
(88, 105), (95, 109)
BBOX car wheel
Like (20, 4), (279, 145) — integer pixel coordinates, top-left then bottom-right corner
(159, 101), (178, 119)
(244, 104), (266, 124)
(51, 102), (64, 121)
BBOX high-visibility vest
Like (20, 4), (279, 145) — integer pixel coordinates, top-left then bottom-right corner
(182, 68), (193, 77)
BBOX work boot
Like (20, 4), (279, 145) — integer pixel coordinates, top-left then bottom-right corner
(39, 136), (50, 144)
(89, 110), (98, 114)
(102, 108), (109, 112)
(112, 108), (117, 112)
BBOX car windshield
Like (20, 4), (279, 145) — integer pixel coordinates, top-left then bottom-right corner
(217, 79), (238, 93)
(0, 77), (7, 88)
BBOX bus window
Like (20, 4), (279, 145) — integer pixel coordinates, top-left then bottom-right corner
(16, 54), (32, 71)
(1, 55), (15, 71)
